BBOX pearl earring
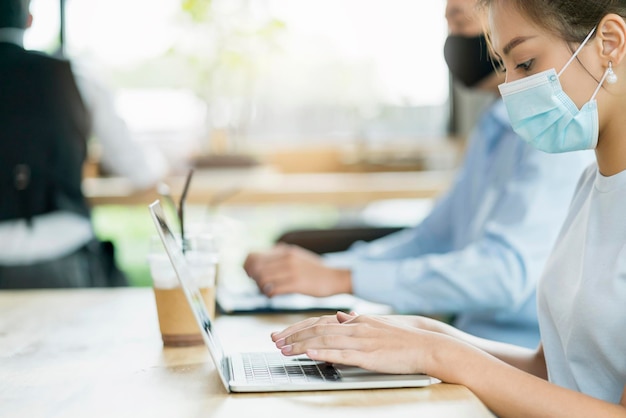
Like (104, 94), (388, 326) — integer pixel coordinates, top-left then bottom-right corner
(606, 61), (618, 84)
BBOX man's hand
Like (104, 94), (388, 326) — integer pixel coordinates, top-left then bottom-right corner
(243, 243), (352, 297)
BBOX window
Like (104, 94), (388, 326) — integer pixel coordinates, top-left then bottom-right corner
(28, 0), (450, 154)
(24, 0), (62, 53)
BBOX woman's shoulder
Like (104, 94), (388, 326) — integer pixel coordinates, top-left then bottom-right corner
(566, 161), (599, 209)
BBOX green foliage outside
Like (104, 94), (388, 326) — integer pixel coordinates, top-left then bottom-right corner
(92, 204), (344, 287)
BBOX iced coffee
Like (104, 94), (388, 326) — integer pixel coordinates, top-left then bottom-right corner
(148, 234), (217, 346)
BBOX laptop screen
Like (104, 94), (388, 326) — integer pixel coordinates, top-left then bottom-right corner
(149, 200), (227, 368)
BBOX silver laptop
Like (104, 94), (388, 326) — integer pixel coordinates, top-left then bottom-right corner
(216, 272), (394, 315)
(149, 200), (440, 392)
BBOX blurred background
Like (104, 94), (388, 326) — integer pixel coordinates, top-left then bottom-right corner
(25, 0), (492, 285)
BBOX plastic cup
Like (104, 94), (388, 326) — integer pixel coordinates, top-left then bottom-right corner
(147, 233), (218, 346)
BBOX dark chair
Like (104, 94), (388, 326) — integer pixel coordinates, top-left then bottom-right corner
(276, 226), (402, 254)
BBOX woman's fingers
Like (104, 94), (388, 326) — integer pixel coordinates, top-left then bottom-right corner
(278, 330), (365, 357)
(305, 348), (369, 368)
(338, 310), (358, 323)
(270, 314), (338, 342)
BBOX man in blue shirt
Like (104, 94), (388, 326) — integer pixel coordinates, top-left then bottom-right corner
(243, 0), (592, 348)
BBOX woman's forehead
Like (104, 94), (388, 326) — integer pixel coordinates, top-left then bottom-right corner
(486, 2), (538, 55)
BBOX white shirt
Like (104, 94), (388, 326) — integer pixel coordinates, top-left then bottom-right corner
(0, 29), (168, 264)
(538, 164), (626, 403)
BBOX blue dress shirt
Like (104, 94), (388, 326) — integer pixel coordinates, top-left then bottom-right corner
(324, 98), (593, 349)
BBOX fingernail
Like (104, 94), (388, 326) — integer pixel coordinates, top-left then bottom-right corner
(281, 344), (293, 354)
(275, 338), (286, 348)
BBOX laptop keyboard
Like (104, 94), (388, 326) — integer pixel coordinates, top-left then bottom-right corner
(242, 352), (340, 383)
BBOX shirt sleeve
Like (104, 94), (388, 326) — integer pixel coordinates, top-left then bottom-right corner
(323, 139), (480, 265)
(71, 61), (169, 190)
(324, 192), (457, 263)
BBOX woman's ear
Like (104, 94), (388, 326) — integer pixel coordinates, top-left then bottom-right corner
(598, 13), (626, 65)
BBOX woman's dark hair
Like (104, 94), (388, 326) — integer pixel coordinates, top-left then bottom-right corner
(0, 0), (29, 29)
(478, 0), (626, 43)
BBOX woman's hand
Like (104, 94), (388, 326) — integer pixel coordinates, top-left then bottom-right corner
(272, 311), (457, 376)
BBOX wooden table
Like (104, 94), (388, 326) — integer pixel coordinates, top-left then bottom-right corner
(83, 167), (454, 207)
(0, 288), (494, 417)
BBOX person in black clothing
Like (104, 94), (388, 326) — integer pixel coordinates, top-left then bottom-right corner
(0, 0), (164, 288)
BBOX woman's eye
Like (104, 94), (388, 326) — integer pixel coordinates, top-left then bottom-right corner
(515, 59), (534, 71)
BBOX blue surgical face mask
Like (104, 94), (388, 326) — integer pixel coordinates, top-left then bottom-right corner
(498, 27), (610, 153)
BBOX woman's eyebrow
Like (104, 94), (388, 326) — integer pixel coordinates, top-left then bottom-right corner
(502, 36), (536, 56)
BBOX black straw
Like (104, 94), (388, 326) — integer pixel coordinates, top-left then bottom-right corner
(178, 168), (194, 254)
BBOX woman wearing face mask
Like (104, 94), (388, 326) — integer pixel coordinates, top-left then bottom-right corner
(243, 0), (592, 350)
(270, 1), (626, 416)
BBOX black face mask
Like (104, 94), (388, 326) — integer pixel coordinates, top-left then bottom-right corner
(443, 34), (497, 88)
